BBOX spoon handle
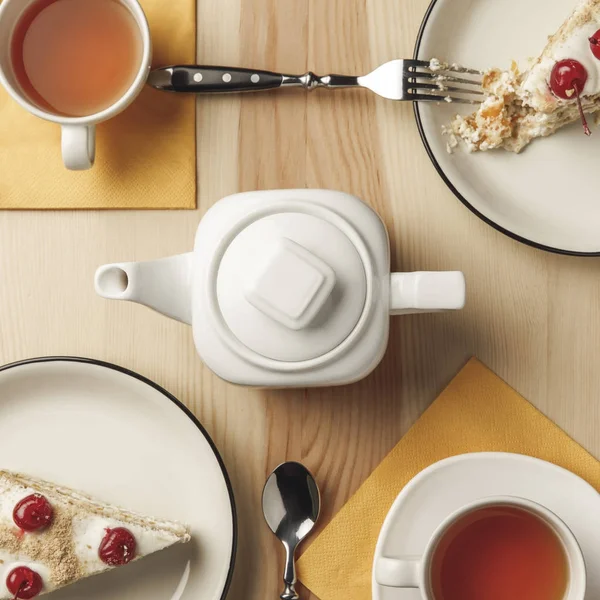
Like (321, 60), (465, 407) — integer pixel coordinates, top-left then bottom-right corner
(280, 584), (299, 600)
(280, 545), (300, 600)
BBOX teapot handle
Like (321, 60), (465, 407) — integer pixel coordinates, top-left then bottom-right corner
(389, 272), (465, 316)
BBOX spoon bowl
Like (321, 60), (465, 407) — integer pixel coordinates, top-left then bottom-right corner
(263, 462), (321, 600)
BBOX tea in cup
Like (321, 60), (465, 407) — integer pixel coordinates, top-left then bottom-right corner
(375, 496), (586, 600)
(0, 0), (152, 169)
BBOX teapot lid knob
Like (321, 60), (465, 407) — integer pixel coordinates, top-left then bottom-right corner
(245, 238), (336, 331)
(215, 211), (367, 363)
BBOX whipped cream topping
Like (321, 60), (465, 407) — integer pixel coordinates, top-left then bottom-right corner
(0, 472), (190, 599)
(0, 484), (73, 598)
(523, 24), (600, 101)
(0, 558), (53, 597)
(521, 0), (600, 111)
(72, 516), (183, 575)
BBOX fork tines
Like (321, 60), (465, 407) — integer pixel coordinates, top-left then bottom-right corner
(406, 59), (485, 104)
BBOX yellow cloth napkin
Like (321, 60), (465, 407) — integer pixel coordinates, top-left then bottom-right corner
(0, 0), (196, 209)
(297, 358), (600, 600)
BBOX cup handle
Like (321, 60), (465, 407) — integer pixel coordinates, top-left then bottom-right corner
(375, 556), (421, 588)
(61, 124), (96, 170)
(389, 271), (466, 315)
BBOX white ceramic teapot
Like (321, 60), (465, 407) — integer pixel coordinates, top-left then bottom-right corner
(95, 190), (465, 387)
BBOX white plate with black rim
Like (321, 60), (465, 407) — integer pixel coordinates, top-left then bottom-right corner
(414, 0), (600, 255)
(0, 357), (236, 600)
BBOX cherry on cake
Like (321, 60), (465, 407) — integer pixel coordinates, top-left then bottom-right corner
(0, 470), (190, 599)
(448, 0), (600, 152)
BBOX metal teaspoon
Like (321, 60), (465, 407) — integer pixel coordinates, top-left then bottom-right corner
(262, 462), (321, 600)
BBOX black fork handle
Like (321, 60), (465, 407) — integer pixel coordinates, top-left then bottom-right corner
(152, 65), (359, 93)
(164, 66), (283, 92)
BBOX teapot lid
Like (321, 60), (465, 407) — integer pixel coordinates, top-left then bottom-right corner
(214, 209), (367, 362)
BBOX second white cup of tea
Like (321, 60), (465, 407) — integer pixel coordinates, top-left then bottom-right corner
(0, 0), (152, 170)
(374, 495), (586, 600)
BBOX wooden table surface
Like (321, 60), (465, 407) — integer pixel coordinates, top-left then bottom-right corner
(1, 0), (600, 597)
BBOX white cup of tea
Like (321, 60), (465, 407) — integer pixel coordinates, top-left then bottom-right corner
(0, 0), (152, 170)
(374, 496), (586, 600)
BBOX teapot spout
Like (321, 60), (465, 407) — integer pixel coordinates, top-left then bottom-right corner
(95, 253), (194, 324)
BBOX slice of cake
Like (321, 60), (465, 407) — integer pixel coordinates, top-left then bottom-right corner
(448, 0), (600, 152)
(0, 471), (190, 599)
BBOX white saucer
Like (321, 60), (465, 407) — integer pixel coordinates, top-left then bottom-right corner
(372, 453), (600, 600)
(414, 0), (600, 255)
(0, 357), (235, 600)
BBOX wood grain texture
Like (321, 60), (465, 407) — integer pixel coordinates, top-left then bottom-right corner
(0, 0), (599, 598)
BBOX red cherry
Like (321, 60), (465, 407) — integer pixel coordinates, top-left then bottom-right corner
(590, 29), (600, 59)
(6, 567), (43, 600)
(13, 495), (53, 532)
(98, 528), (136, 566)
(549, 59), (592, 135)
(549, 59), (588, 99)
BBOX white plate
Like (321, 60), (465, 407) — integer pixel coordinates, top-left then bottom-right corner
(372, 452), (600, 600)
(0, 357), (235, 600)
(414, 0), (600, 255)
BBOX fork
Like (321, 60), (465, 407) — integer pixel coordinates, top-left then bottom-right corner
(147, 59), (484, 104)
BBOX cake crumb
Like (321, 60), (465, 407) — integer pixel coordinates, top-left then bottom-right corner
(0, 506), (82, 586)
(445, 66), (538, 153)
(429, 58), (445, 72)
(445, 133), (458, 153)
